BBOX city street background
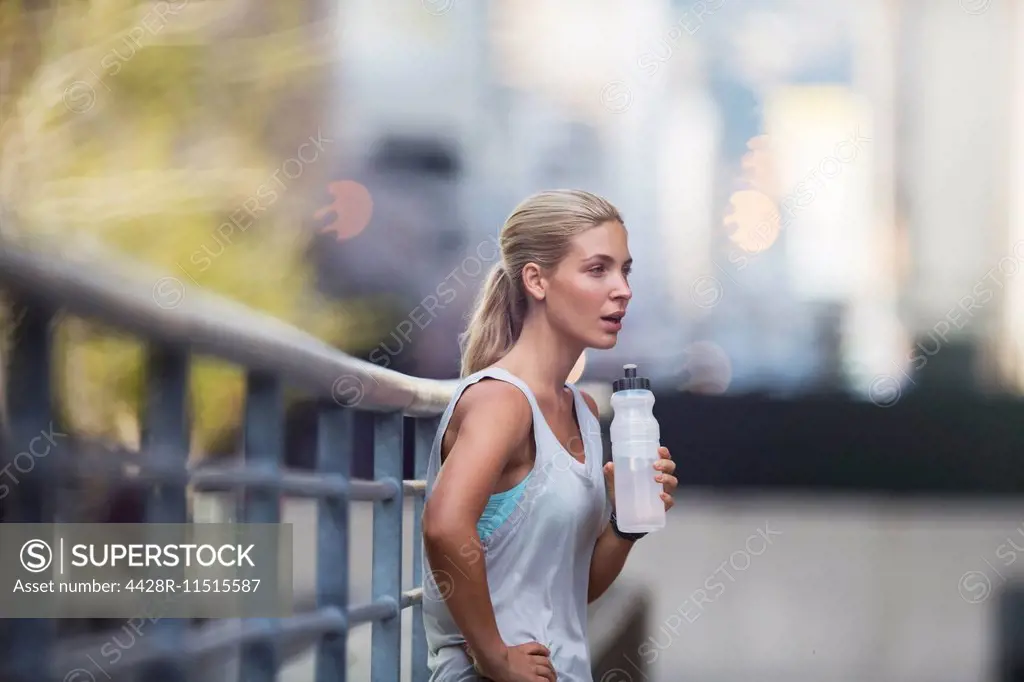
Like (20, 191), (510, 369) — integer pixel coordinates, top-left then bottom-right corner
(2, 0), (1024, 680)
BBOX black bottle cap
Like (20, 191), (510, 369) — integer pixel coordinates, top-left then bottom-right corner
(613, 363), (650, 392)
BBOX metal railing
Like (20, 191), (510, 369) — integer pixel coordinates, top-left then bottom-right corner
(0, 238), (443, 682)
(0, 238), (640, 682)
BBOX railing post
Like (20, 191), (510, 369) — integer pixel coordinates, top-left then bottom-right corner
(411, 416), (437, 682)
(138, 345), (191, 682)
(0, 300), (57, 682)
(371, 412), (404, 682)
(315, 403), (353, 682)
(239, 371), (284, 682)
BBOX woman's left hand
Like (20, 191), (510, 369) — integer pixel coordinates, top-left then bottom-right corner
(603, 446), (677, 512)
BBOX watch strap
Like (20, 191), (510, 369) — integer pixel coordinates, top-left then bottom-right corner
(609, 510), (647, 542)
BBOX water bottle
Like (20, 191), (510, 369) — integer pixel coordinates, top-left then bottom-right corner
(610, 363), (665, 533)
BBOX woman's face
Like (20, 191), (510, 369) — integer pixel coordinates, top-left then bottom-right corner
(544, 220), (633, 350)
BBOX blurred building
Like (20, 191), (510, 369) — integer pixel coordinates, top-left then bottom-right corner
(319, 0), (1024, 400)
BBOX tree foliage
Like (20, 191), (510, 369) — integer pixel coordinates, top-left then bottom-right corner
(0, 0), (389, 455)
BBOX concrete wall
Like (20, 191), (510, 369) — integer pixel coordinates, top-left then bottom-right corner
(624, 493), (1024, 682)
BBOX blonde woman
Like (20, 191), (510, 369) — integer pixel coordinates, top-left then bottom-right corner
(421, 190), (677, 681)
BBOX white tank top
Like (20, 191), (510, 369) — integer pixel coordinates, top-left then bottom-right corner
(421, 367), (610, 681)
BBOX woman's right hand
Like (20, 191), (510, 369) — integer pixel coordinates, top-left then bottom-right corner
(472, 641), (557, 681)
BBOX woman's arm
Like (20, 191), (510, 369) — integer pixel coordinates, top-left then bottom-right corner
(421, 379), (533, 672)
(588, 523), (635, 602)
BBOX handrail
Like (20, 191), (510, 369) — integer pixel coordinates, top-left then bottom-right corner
(0, 239), (457, 416)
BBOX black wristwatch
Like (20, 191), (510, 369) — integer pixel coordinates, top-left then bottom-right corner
(609, 510), (647, 542)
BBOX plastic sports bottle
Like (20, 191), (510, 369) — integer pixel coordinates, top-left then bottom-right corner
(609, 363), (666, 533)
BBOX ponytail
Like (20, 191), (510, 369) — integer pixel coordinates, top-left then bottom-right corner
(459, 262), (524, 377)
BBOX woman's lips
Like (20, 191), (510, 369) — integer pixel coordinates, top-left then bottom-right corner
(600, 316), (623, 332)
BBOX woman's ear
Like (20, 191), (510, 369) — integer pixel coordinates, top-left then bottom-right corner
(521, 262), (546, 301)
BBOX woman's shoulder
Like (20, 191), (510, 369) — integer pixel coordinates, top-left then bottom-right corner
(446, 373), (534, 443)
(454, 374), (533, 421)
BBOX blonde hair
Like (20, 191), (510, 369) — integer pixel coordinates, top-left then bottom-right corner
(459, 189), (623, 377)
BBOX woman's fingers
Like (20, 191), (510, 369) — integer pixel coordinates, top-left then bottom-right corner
(534, 663), (557, 681)
(654, 450), (678, 512)
(654, 448), (675, 474)
(531, 654), (557, 675)
(522, 642), (550, 657)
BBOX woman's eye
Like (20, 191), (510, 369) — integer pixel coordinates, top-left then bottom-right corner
(589, 265), (606, 275)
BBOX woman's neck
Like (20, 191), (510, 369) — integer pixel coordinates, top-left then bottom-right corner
(497, 315), (583, 398)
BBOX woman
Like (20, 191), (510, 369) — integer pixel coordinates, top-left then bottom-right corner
(421, 189), (677, 681)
